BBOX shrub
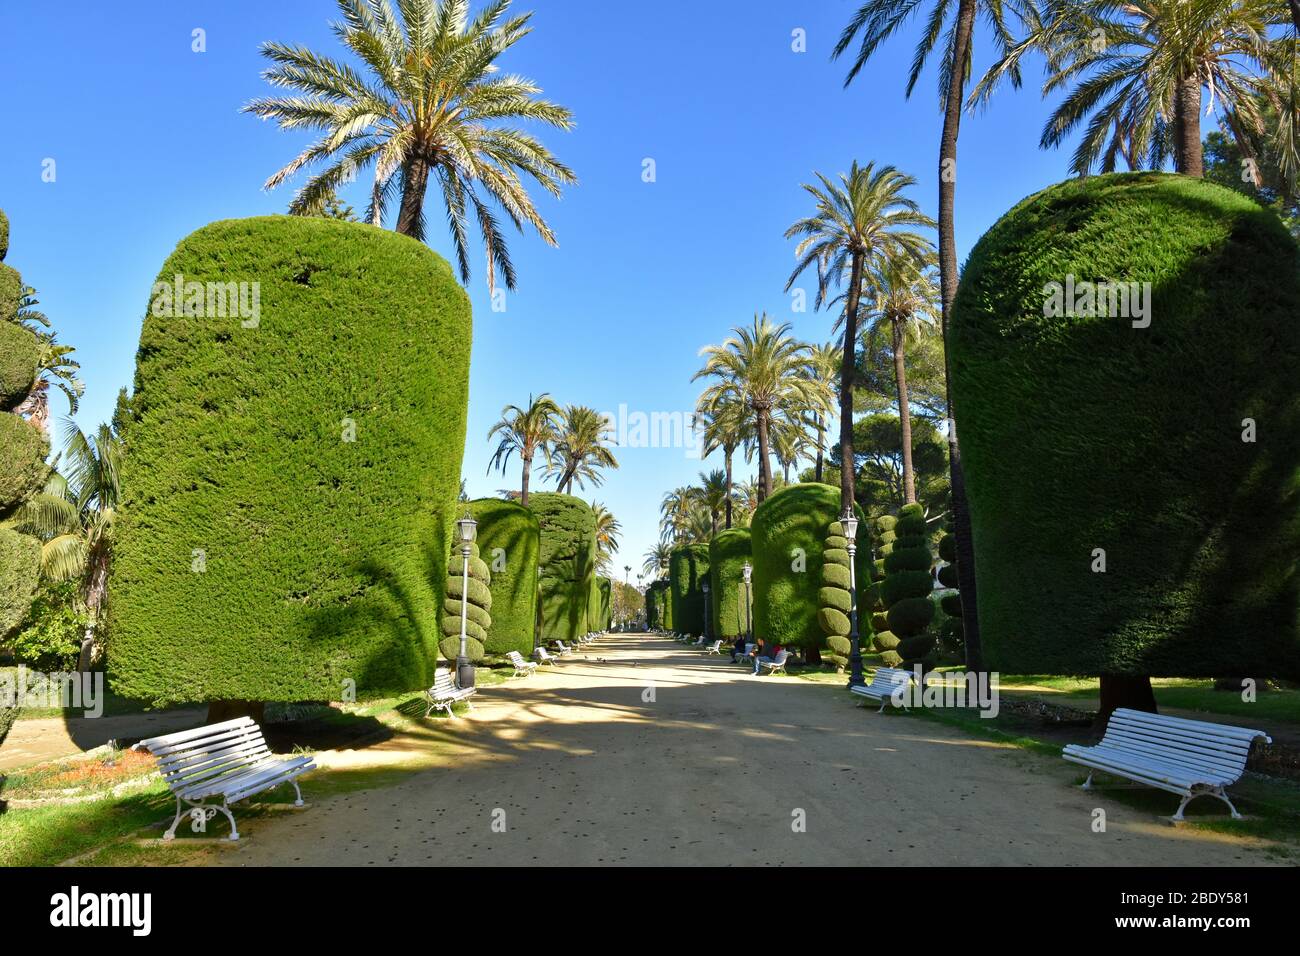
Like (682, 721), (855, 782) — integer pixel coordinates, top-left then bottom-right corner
(751, 483), (870, 655)
(438, 534), (491, 664)
(869, 514), (900, 665)
(0, 264), (19, 323)
(528, 492), (596, 640)
(0, 526), (41, 640)
(0, 207), (9, 261)
(709, 528), (752, 639)
(880, 505), (934, 668)
(469, 497), (538, 655)
(669, 544), (710, 636)
(11, 583), (86, 672)
(646, 579), (670, 629)
(951, 172), (1300, 678)
(818, 517), (872, 668)
(0, 323), (40, 408)
(109, 216), (470, 704)
(935, 523), (964, 661)
(598, 578), (611, 629)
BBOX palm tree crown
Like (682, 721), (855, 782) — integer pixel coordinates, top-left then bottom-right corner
(549, 405), (618, 494)
(486, 392), (560, 506)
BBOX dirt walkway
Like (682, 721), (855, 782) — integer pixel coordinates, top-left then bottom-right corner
(0, 707), (205, 773)
(216, 633), (1280, 866)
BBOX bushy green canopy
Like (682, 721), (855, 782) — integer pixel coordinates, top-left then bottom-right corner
(529, 492), (596, 640)
(951, 173), (1300, 678)
(0, 526), (40, 639)
(469, 497), (539, 655)
(110, 216), (471, 704)
(646, 579), (669, 629)
(0, 323), (40, 408)
(709, 528), (752, 639)
(669, 544), (710, 636)
(751, 483), (870, 652)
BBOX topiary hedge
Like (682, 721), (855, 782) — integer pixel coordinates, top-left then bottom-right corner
(0, 526), (41, 640)
(951, 172), (1300, 678)
(598, 577), (611, 629)
(109, 216), (471, 704)
(751, 483), (870, 655)
(669, 544), (710, 636)
(0, 323), (40, 409)
(709, 528), (752, 639)
(935, 522), (963, 660)
(869, 514), (899, 665)
(646, 579), (669, 629)
(882, 504), (934, 668)
(817, 517), (870, 672)
(468, 497), (539, 656)
(438, 531), (491, 663)
(528, 492), (596, 641)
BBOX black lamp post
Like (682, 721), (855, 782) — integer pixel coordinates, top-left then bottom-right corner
(742, 561), (753, 646)
(842, 509), (864, 687)
(455, 512), (477, 689)
(702, 580), (711, 642)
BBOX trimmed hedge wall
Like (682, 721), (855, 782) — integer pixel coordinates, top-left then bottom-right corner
(598, 577), (611, 629)
(951, 172), (1300, 678)
(669, 544), (710, 636)
(438, 536), (491, 663)
(529, 492), (596, 641)
(469, 497), (539, 655)
(646, 579), (669, 629)
(110, 216), (470, 704)
(751, 483), (870, 653)
(709, 528), (752, 639)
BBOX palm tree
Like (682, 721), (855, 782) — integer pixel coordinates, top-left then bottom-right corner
(804, 341), (842, 483)
(549, 405), (618, 493)
(784, 162), (934, 515)
(591, 502), (621, 573)
(695, 469), (732, 537)
(734, 478), (760, 525)
(858, 255), (940, 504)
(770, 421), (812, 484)
(486, 393), (560, 506)
(245, 0), (577, 291)
(834, 1), (1038, 672)
(994, 1), (1292, 177)
(694, 315), (831, 502)
(6, 286), (83, 434)
(659, 486), (698, 543)
(693, 399), (751, 529)
(642, 541), (671, 578)
(13, 418), (121, 671)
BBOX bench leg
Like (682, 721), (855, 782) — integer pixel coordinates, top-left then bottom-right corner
(1173, 787), (1242, 822)
(1081, 772), (1094, 791)
(878, 699), (887, 714)
(289, 779), (305, 808)
(163, 796), (185, 840)
(217, 801), (240, 841)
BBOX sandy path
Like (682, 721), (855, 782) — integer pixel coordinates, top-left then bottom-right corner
(216, 633), (1278, 866)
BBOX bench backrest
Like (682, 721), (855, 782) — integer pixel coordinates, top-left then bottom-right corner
(1101, 708), (1269, 776)
(536, 647), (553, 660)
(507, 651), (527, 665)
(137, 717), (272, 796)
(771, 650), (789, 665)
(431, 668), (458, 696)
(871, 667), (913, 688)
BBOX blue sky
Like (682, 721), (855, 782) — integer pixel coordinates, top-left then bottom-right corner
(0, 1), (1166, 581)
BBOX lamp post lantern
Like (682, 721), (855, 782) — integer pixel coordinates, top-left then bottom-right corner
(701, 580), (711, 642)
(741, 561), (753, 646)
(455, 512), (477, 689)
(842, 510), (864, 687)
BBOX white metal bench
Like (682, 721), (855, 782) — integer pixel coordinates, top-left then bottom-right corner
(1063, 708), (1271, 821)
(849, 667), (915, 712)
(702, 640), (721, 655)
(135, 717), (315, 841)
(534, 646), (561, 666)
(425, 667), (476, 718)
(506, 650), (537, 678)
(733, 642), (755, 663)
(757, 649), (790, 676)
(555, 640), (578, 655)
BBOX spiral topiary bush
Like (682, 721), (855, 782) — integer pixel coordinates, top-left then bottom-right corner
(438, 531), (491, 663)
(869, 514), (899, 665)
(951, 172), (1300, 678)
(882, 504), (934, 668)
(935, 523), (963, 661)
(468, 497), (539, 656)
(817, 518), (868, 672)
(709, 528), (752, 639)
(110, 216), (470, 704)
(529, 493), (596, 641)
(670, 544), (710, 636)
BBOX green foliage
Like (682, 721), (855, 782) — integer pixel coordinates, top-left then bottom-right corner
(11, 583), (85, 671)
(709, 528), (752, 639)
(439, 538), (491, 663)
(951, 172), (1300, 677)
(936, 522), (963, 661)
(0, 414), (49, 515)
(645, 580), (669, 629)
(529, 492), (596, 640)
(751, 483), (870, 652)
(598, 578), (611, 629)
(669, 544), (710, 636)
(0, 264), (20, 322)
(0, 324), (40, 408)
(109, 216), (470, 704)
(869, 513), (900, 665)
(879, 505), (934, 668)
(0, 208), (9, 261)
(0, 526), (41, 640)
(469, 497), (538, 655)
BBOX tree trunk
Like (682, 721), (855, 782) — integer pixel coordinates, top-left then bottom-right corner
(206, 700), (266, 725)
(839, 253), (865, 515)
(755, 407), (773, 502)
(395, 157), (431, 237)
(1290, 0), (1300, 33)
(520, 455), (531, 506)
(892, 319), (917, 504)
(1098, 674), (1157, 728)
(814, 415), (824, 483)
(724, 449), (734, 529)
(1173, 75), (1204, 177)
(939, 0), (983, 672)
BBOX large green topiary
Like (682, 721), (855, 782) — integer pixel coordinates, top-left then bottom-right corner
(0, 208), (9, 261)
(868, 514), (900, 665)
(951, 172), (1300, 678)
(881, 504), (935, 668)
(109, 216), (470, 704)
(935, 522), (963, 661)
(0, 413), (49, 513)
(646, 579), (669, 629)
(438, 532), (491, 663)
(468, 497), (539, 656)
(0, 264), (20, 323)
(598, 577), (612, 629)
(529, 492), (596, 641)
(709, 528), (752, 639)
(669, 544), (710, 636)
(0, 526), (41, 639)
(751, 483), (870, 656)
(0, 323), (40, 408)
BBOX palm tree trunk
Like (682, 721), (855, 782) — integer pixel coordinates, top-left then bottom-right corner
(839, 253), (865, 515)
(755, 408), (773, 502)
(724, 449), (734, 529)
(1290, 0), (1300, 32)
(814, 415), (824, 483)
(396, 157), (431, 236)
(892, 319), (917, 504)
(939, 0), (984, 672)
(521, 455), (532, 506)
(1173, 76), (1204, 177)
